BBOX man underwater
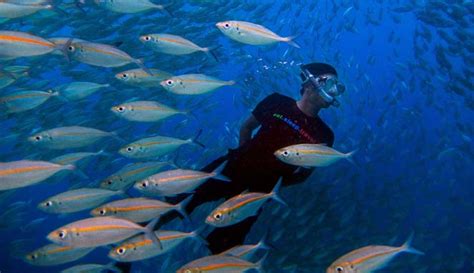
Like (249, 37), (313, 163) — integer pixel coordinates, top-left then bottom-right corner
(116, 62), (345, 271)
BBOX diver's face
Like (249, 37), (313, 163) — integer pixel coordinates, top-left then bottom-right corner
(305, 84), (332, 108)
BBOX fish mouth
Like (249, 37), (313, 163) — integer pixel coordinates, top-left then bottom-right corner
(215, 22), (224, 28)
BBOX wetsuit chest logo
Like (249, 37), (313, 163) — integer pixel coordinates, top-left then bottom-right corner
(272, 113), (316, 142)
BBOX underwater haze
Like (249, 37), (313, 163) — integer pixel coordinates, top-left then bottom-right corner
(0, 0), (473, 273)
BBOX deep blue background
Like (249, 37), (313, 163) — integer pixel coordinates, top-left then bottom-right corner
(0, 1), (473, 272)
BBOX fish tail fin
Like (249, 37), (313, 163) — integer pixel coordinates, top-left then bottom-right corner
(270, 178), (287, 207)
(204, 45), (221, 62)
(144, 218), (163, 250)
(283, 35), (301, 48)
(226, 80), (236, 86)
(344, 149), (358, 166)
(257, 231), (272, 251)
(191, 226), (208, 246)
(189, 129), (205, 148)
(401, 232), (424, 255)
(175, 195), (192, 221)
(211, 160), (231, 182)
(133, 58), (153, 76)
(256, 252), (268, 273)
(156, 2), (174, 17)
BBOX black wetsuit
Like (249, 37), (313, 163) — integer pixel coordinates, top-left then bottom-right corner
(115, 92), (334, 272)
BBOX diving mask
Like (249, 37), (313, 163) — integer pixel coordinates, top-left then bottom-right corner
(301, 66), (345, 106)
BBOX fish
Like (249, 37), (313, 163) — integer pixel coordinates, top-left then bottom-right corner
(206, 179), (286, 227)
(119, 130), (204, 159)
(53, 82), (110, 101)
(216, 20), (300, 48)
(139, 33), (218, 60)
(160, 74), (235, 95)
(326, 234), (424, 273)
(218, 233), (270, 260)
(100, 161), (170, 191)
(134, 162), (230, 197)
(111, 100), (185, 122)
(50, 150), (106, 166)
(274, 144), (357, 167)
(0, 90), (58, 113)
(0, 2), (51, 19)
(0, 31), (65, 58)
(67, 40), (149, 71)
(94, 0), (169, 14)
(28, 126), (117, 150)
(176, 254), (265, 273)
(115, 68), (173, 87)
(24, 244), (94, 266)
(47, 216), (162, 249)
(38, 188), (124, 214)
(110, 229), (206, 262)
(90, 196), (191, 223)
(0, 65), (29, 89)
(0, 160), (74, 191)
(61, 262), (120, 273)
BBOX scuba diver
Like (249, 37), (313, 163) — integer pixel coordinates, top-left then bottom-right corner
(114, 62), (345, 272)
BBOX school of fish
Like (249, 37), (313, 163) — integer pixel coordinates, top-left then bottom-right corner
(0, 0), (472, 273)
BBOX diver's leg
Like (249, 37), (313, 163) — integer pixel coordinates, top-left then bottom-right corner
(206, 215), (258, 254)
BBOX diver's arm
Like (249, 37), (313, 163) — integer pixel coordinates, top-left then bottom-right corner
(239, 114), (260, 147)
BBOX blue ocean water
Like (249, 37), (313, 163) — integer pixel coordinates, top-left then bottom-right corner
(0, 1), (473, 273)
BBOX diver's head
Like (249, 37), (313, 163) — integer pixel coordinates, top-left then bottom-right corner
(300, 63), (345, 108)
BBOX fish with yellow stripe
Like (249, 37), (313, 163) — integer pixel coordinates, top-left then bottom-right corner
(94, 0), (170, 15)
(29, 126), (119, 150)
(110, 229), (206, 262)
(115, 68), (173, 87)
(24, 244), (94, 266)
(206, 179), (286, 227)
(47, 216), (162, 249)
(67, 40), (150, 73)
(0, 2), (52, 19)
(160, 74), (235, 95)
(111, 100), (185, 122)
(119, 130), (204, 159)
(91, 196), (191, 223)
(0, 31), (68, 58)
(218, 233), (270, 260)
(326, 234), (424, 273)
(100, 161), (170, 191)
(274, 143), (357, 167)
(0, 90), (58, 113)
(139, 33), (218, 61)
(134, 162), (230, 197)
(52, 82), (110, 101)
(176, 253), (266, 273)
(38, 188), (124, 214)
(0, 160), (74, 191)
(216, 20), (300, 48)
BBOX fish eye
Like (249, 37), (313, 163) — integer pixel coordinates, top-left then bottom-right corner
(34, 136), (42, 141)
(99, 209), (106, 215)
(117, 106), (125, 112)
(224, 23), (230, 28)
(45, 201), (52, 207)
(126, 146), (134, 152)
(117, 247), (126, 255)
(213, 212), (222, 221)
(67, 46), (75, 52)
(29, 253), (38, 260)
(106, 180), (112, 185)
(283, 151), (289, 156)
(121, 73), (128, 78)
(336, 267), (344, 272)
(144, 36), (151, 41)
(58, 230), (67, 239)
(141, 181), (148, 188)
(166, 80), (174, 85)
